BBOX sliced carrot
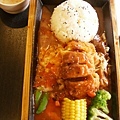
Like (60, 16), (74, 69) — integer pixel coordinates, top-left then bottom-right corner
(87, 90), (96, 98)
(55, 101), (60, 107)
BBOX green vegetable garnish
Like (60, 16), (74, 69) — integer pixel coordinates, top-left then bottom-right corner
(36, 92), (48, 114)
(35, 89), (42, 105)
(88, 89), (112, 120)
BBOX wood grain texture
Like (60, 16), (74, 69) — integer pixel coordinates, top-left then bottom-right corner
(0, 6), (28, 120)
(21, 0), (37, 120)
(110, 0), (120, 117)
(114, 0), (120, 35)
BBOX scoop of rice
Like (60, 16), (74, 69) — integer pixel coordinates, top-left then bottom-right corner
(50, 0), (99, 43)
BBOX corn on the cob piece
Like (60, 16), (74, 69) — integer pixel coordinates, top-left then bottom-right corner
(61, 98), (87, 120)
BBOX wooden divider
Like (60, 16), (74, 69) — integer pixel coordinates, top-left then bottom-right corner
(21, 0), (37, 120)
(110, 0), (120, 117)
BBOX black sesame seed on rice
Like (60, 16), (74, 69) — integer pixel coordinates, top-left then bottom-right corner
(71, 30), (73, 34)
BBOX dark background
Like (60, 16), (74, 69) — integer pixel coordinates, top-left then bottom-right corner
(0, 7), (29, 120)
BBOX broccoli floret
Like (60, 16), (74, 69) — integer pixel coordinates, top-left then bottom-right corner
(90, 89), (111, 114)
(88, 89), (112, 120)
(89, 108), (113, 120)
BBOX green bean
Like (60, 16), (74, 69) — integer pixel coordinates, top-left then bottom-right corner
(35, 89), (42, 105)
(36, 92), (48, 114)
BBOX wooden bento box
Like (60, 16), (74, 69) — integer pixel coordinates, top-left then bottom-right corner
(21, 0), (120, 120)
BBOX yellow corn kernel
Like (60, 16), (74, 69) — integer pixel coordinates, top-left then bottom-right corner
(61, 98), (87, 120)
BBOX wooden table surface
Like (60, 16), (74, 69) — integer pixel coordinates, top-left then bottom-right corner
(0, 7), (29, 120)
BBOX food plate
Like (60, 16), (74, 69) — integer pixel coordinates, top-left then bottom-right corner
(21, 0), (120, 120)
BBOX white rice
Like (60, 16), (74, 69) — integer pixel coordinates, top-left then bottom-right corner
(50, 0), (99, 43)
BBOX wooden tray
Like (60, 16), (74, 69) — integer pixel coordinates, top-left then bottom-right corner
(21, 0), (120, 120)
